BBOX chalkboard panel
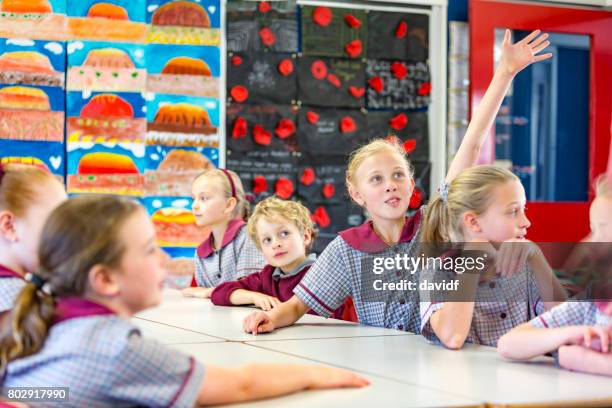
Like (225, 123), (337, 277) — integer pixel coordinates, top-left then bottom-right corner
(304, 201), (365, 254)
(411, 160), (431, 210)
(366, 59), (431, 110)
(297, 107), (367, 156)
(297, 56), (365, 109)
(296, 164), (347, 205)
(367, 11), (428, 62)
(228, 52), (298, 105)
(367, 111), (429, 160)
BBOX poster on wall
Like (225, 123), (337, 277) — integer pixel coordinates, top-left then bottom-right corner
(147, 0), (220, 46)
(142, 196), (208, 247)
(67, 0), (147, 42)
(0, 139), (65, 179)
(0, 0), (68, 41)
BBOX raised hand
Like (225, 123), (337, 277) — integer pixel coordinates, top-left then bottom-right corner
(500, 29), (552, 76)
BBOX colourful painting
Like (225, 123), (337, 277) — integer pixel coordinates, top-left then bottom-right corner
(0, 84), (64, 141)
(147, 43), (219, 97)
(0, 38), (65, 87)
(0, 139), (64, 178)
(67, 41), (146, 92)
(66, 141), (144, 196)
(66, 91), (146, 143)
(145, 145), (218, 196)
(67, 0), (146, 42)
(0, 0), (68, 41)
(162, 246), (199, 288)
(146, 93), (219, 146)
(147, 0), (220, 45)
(142, 196), (209, 247)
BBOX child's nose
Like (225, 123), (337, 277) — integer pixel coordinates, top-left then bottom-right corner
(520, 213), (531, 229)
(385, 179), (398, 192)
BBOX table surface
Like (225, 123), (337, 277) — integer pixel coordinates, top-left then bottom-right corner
(134, 289), (612, 407)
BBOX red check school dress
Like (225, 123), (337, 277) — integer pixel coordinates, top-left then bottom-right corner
(1, 298), (205, 408)
(293, 209), (425, 332)
(211, 254), (352, 320)
(193, 218), (265, 288)
(0, 264), (25, 313)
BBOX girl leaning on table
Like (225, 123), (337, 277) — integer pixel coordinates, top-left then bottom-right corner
(243, 29), (554, 335)
(0, 195), (368, 407)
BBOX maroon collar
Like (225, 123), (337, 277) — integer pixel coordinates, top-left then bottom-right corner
(339, 211), (422, 254)
(196, 218), (246, 258)
(0, 264), (24, 280)
(54, 297), (116, 324)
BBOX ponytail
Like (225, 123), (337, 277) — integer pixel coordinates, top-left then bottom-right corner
(422, 194), (450, 243)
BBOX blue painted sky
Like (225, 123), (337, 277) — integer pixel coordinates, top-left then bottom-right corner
(141, 195), (193, 215)
(146, 93), (219, 127)
(0, 139), (64, 175)
(0, 38), (65, 71)
(66, 141), (145, 174)
(147, 44), (219, 76)
(146, 145), (219, 170)
(68, 40), (146, 69)
(146, 0), (220, 28)
(0, 84), (65, 111)
(68, 0), (146, 22)
(67, 91), (146, 118)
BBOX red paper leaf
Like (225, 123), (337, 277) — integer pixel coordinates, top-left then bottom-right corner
(231, 55), (243, 66)
(322, 183), (335, 198)
(312, 206), (331, 228)
(409, 188), (423, 209)
(253, 176), (268, 194)
(344, 14), (361, 28)
(344, 39), (362, 58)
(253, 124), (272, 145)
(418, 82), (432, 96)
(232, 117), (247, 139)
(368, 77), (384, 93)
(258, 1), (271, 13)
(259, 27), (276, 47)
(326, 73), (341, 88)
(306, 111), (320, 124)
(310, 60), (328, 80)
(275, 178), (294, 199)
(403, 139), (417, 153)
(395, 20), (408, 39)
(348, 86), (365, 98)
(275, 118), (295, 139)
(278, 59), (294, 76)
(312, 6), (333, 26)
(390, 62), (407, 80)
(300, 167), (316, 186)
(230, 85), (249, 102)
(340, 116), (357, 133)
(389, 113), (408, 131)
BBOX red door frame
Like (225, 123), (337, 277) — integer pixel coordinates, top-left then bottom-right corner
(469, 0), (612, 243)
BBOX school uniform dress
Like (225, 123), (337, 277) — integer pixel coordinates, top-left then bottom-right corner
(420, 262), (545, 347)
(0, 264), (25, 313)
(293, 209), (425, 333)
(1, 298), (205, 408)
(530, 300), (612, 328)
(194, 218), (265, 288)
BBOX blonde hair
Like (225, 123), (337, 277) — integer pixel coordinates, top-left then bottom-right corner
(247, 197), (318, 251)
(194, 168), (250, 220)
(594, 174), (612, 198)
(0, 164), (61, 217)
(422, 165), (520, 243)
(346, 137), (414, 193)
(0, 196), (141, 375)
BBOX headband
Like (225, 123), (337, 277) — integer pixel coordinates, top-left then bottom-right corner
(221, 169), (236, 198)
(0, 164), (5, 186)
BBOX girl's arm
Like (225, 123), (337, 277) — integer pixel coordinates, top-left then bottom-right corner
(196, 364), (369, 406)
(497, 323), (587, 360)
(446, 29), (552, 183)
(558, 345), (612, 377)
(429, 302), (476, 349)
(243, 295), (309, 334)
(182, 287), (214, 299)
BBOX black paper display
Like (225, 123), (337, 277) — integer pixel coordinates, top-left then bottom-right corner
(366, 111), (429, 160)
(300, 6), (367, 58)
(410, 160), (431, 210)
(297, 107), (367, 156)
(297, 56), (365, 109)
(228, 52), (298, 105)
(367, 11), (429, 62)
(306, 201), (365, 254)
(296, 164), (347, 205)
(366, 59), (431, 110)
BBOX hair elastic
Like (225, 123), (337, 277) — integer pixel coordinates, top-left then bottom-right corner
(438, 182), (449, 203)
(25, 273), (53, 296)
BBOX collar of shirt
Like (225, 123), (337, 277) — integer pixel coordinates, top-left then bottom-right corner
(54, 297), (116, 324)
(272, 253), (317, 280)
(0, 264), (23, 280)
(196, 218), (246, 258)
(338, 211), (422, 254)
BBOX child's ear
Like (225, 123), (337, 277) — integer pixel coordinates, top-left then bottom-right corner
(348, 183), (365, 207)
(303, 229), (313, 249)
(224, 196), (238, 215)
(88, 264), (121, 297)
(0, 210), (17, 243)
(462, 211), (482, 233)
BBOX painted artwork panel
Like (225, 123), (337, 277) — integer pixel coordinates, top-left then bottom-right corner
(67, 0), (147, 41)
(67, 40), (146, 92)
(142, 196), (208, 247)
(0, 0), (68, 41)
(146, 0), (220, 45)
(0, 38), (65, 87)
(162, 246), (199, 289)
(0, 139), (64, 178)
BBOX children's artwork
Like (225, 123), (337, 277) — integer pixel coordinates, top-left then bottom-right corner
(227, 52), (297, 105)
(306, 201), (364, 254)
(227, 104), (298, 154)
(146, 43), (219, 97)
(297, 56), (365, 109)
(162, 246), (199, 289)
(142, 196), (208, 247)
(66, 141), (145, 196)
(0, 0), (68, 41)
(0, 84), (64, 141)
(144, 145), (218, 197)
(227, 0), (297, 53)
(410, 160), (431, 210)
(300, 6), (366, 58)
(146, 93), (219, 146)
(296, 164), (346, 205)
(0, 38), (65, 87)
(67, 0), (147, 42)
(367, 111), (429, 160)
(367, 11), (428, 62)
(147, 0), (220, 45)
(66, 91), (146, 143)
(366, 60), (431, 110)
(67, 41), (146, 93)
(297, 107), (367, 157)
(0, 139), (64, 178)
